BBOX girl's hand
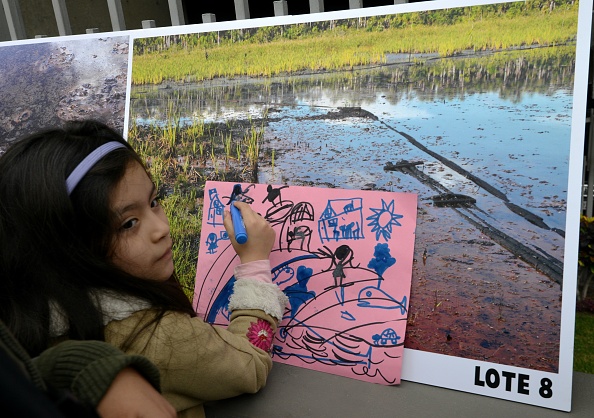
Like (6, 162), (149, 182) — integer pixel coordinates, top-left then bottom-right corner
(98, 368), (177, 418)
(224, 201), (275, 264)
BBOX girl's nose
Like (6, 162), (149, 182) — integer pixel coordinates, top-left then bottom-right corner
(151, 210), (170, 241)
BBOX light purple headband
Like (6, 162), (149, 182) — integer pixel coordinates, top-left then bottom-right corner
(66, 141), (126, 195)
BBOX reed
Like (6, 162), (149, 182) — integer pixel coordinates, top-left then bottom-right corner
(245, 125), (262, 165)
(222, 132), (233, 163)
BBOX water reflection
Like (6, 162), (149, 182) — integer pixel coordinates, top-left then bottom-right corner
(130, 47), (574, 123)
(130, 49), (573, 233)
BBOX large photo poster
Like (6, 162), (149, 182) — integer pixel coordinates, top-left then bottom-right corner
(124, 0), (590, 410)
(0, 0), (591, 412)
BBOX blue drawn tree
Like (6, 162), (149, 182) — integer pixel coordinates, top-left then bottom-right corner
(367, 243), (396, 278)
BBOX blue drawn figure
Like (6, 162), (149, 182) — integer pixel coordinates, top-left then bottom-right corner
(205, 277), (235, 323)
(207, 188), (225, 226)
(372, 328), (401, 346)
(340, 311), (356, 321)
(272, 265), (295, 286)
(284, 266), (316, 320)
(358, 287), (407, 315)
(367, 243), (396, 286)
(205, 232), (219, 254)
(318, 198), (364, 243)
(204, 231), (230, 255)
(366, 199), (404, 242)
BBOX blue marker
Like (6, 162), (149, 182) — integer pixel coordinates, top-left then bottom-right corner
(230, 184), (248, 244)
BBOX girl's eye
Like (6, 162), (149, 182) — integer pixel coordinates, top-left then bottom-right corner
(121, 219), (138, 230)
(151, 198), (159, 208)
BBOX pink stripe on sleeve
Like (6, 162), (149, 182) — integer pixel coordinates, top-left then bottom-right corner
(233, 259), (272, 284)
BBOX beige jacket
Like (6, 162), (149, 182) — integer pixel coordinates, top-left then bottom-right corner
(102, 260), (288, 418)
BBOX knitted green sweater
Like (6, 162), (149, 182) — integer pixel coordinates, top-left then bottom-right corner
(0, 319), (161, 411)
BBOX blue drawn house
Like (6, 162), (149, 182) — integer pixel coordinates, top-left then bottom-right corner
(207, 188), (225, 226)
(318, 198), (364, 243)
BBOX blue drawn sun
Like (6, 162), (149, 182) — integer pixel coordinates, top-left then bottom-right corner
(366, 199), (403, 241)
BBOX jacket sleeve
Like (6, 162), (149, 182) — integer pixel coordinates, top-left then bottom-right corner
(104, 260), (288, 411)
(33, 340), (161, 408)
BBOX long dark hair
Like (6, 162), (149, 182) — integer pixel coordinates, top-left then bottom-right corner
(0, 120), (195, 356)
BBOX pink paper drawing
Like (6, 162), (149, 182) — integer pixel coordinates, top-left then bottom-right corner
(194, 181), (418, 384)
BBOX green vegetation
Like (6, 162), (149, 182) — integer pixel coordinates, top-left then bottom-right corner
(405, 45), (575, 96)
(128, 108), (266, 297)
(162, 191), (202, 296)
(574, 312), (594, 373)
(578, 215), (594, 300)
(132, 1), (578, 85)
(129, 121), (202, 297)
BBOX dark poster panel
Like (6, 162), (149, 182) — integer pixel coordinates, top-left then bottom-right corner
(183, 0), (238, 23)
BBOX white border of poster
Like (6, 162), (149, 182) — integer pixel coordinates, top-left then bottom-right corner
(0, 0), (591, 412)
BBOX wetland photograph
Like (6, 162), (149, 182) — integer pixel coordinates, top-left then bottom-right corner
(126, 0), (581, 377)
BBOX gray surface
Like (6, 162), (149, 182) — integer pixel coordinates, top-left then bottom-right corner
(205, 363), (594, 417)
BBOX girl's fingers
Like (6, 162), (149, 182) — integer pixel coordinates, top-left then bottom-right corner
(232, 201), (257, 221)
(223, 209), (233, 232)
(232, 201), (269, 230)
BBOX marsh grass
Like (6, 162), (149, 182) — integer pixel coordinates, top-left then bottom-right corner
(161, 190), (202, 297)
(132, 6), (577, 85)
(128, 114), (267, 298)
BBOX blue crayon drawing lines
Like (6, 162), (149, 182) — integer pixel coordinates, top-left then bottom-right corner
(319, 198), (364, 243)
(271, 244), (408, 384)
(206, 188), (225, 227)
(367, 199), (404, 241)
(194, 181), (418, 385)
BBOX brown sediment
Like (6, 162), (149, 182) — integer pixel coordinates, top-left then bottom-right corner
(384, 159), (563, 285)
(406, 201), (562, 373)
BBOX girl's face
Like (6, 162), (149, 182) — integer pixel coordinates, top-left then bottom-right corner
(109, 161), (173, 281)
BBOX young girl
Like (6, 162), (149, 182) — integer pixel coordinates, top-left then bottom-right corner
(0, 120), (288, 418)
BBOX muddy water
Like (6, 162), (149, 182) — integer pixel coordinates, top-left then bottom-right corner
(131, 51), (574, 372)
(257, 87), (567, 373)
(0, 37), (129, 153)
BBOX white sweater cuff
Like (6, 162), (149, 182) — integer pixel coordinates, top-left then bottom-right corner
(228, 279), (288, 321)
